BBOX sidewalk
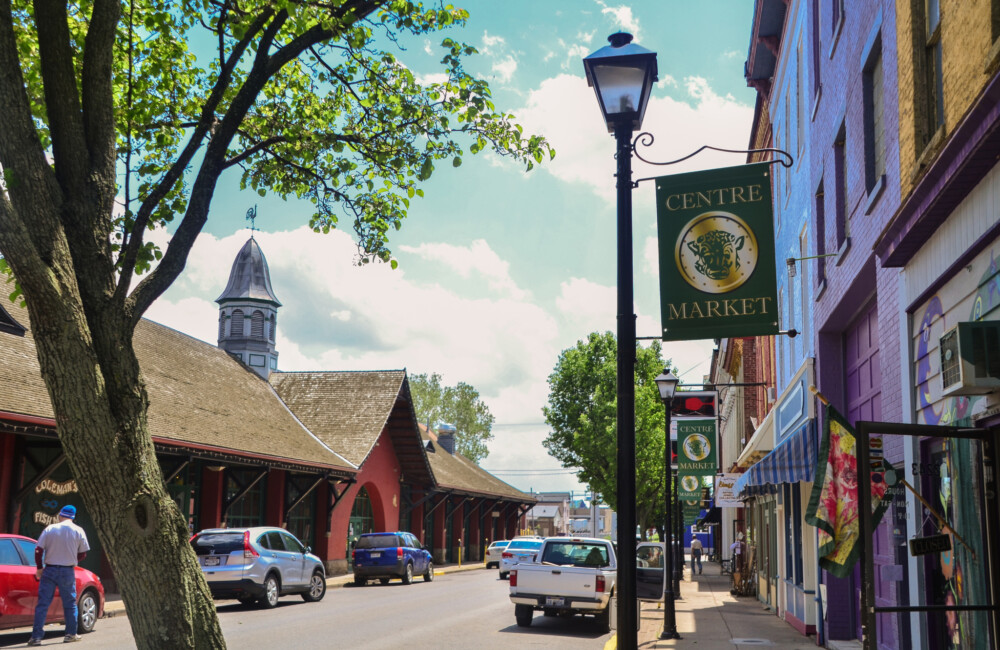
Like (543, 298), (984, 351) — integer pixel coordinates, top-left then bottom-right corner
(102, 561), (484, 619)
(631, 559), (817, 650)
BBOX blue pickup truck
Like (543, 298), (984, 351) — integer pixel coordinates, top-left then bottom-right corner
(352, 532), (434, 586)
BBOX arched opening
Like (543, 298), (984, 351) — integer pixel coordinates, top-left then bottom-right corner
(347, 487), (374, 565)
(230, 309), (244, 337)
(269, 314), (276, 342)
(250, 310), (265, 339)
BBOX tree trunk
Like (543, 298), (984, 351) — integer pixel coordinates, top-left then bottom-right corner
(27, 294), (225, 649)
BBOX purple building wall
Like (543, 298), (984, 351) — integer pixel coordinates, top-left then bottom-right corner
(808, 1), (904, 642)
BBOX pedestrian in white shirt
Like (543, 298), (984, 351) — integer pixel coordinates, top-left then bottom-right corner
(28, 505), (90, 645)
(690, 536), (704, 575)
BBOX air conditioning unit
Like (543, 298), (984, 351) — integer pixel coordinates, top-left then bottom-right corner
(766, 387), (776, 403)
(940, 322), (1000, 397)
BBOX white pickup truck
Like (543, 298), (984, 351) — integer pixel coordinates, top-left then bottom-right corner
(508, 537), (617, 632)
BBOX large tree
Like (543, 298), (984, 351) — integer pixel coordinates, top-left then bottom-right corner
(0, 1), (551, 646)
(408, 371), (494, 463)
(542, 332), (671, 540)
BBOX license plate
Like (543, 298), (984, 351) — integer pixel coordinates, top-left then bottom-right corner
(545, 597), (565, 607)
(204, 556), (220, 566)
(370, 552), (381, 558)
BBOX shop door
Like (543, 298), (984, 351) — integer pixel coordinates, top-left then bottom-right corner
(844, 300), (885, 640)
(856, 423), (999, 650)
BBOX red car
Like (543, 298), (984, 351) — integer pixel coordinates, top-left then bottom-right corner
(0, 533), (105, 634)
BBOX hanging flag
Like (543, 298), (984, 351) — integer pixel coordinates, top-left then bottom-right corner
(805, 404), (891, 578)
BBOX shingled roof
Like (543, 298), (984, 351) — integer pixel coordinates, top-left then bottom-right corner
(0, 300), (355, 473)
(420, 424), (534, 502)
(269, 371), (434, 486)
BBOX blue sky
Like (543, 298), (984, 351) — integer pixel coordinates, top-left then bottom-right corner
(146, 1), (758, 496)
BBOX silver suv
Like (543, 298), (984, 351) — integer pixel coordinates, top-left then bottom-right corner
(191, 527), (326, 608)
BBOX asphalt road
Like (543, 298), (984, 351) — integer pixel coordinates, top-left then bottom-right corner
(1, 569), (614, 649)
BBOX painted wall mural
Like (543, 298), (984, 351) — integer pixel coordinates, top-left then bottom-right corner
(915, 248), (1000, 426)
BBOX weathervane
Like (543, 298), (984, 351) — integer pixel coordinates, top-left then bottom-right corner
(246, 205), (258, 238)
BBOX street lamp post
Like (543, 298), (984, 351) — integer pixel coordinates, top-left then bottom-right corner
(655, 370), (681, 639)
(674, 469), (683, 594)
(583, 33), (657, 649)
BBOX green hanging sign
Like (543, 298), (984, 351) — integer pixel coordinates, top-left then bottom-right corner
(655, 162), (779, 341)
(677, 419), (717, 476)
(678, 475), (702, 500)
(683, 500), (702, 525)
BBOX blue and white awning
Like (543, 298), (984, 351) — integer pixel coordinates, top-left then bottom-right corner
(734, 420), (817, 496)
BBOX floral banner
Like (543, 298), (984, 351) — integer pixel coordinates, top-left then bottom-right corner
(804, 404), (890, 578)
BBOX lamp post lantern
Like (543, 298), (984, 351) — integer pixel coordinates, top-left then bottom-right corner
(583, 32), (657, 648)
(655, 370), (681, 639)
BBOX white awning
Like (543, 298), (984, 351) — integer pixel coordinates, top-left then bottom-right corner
(735, 405), (775, 469)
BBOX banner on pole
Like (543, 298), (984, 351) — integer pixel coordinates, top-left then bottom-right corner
(655, 162), (778, 341)
(677, 419), (717, 476)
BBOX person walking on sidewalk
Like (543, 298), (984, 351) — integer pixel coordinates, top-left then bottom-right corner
(28, 505), (90, 646)
(690, 536), (703, 575)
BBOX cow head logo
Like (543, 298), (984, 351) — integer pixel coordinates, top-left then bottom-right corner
(675, 212), (758, 294)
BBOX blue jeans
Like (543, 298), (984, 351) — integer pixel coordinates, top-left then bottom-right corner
(32, 565), (77, 639)
(691, 549), (702, 573)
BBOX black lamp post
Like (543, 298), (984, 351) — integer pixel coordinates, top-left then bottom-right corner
(583, 33), (657, 649)
(654, 370), (681, 639)
(674, 467), (683, 594)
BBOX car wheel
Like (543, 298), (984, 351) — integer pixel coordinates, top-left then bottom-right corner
(301, 570), (326, 602)
(515, 604), (533, 628)
(499, 571), (508, 580)
(260, 574), (280, 608)
(354, 575), (367, 587)
(423, 562), (434, 582)
(379, 577), (391, 585)
(77, 589), (99, 633)
(596, 597), (612, 633)
(401, 561), (413, 585)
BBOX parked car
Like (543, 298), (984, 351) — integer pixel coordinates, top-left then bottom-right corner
(499, 538), (543, 579)
(485, 540), (510, 569)
(0, 533), (104, 633)
(352, 532), (432, 586)
(508, 536), (616, 632)
(190, 527), (326, 608)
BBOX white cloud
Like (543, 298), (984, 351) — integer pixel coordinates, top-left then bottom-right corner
(415, 72), (449, 86)
(145, 226), (559, 419)
(596, 1), (641, 41)
(656, 74), (678, 88)
(492, 55), (518, 84)
(511, 73), (754, 207)
(398, 239), (528, 300)
(481, 31), (505, 55)
(423, 39), (434, 56)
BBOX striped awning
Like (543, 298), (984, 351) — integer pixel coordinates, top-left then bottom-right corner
(734, 420), (817, 496)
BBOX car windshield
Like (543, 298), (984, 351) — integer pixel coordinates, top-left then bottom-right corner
(356, 534), (401, 549)
(191, 532), (244, 554)
(506, 540), (542, 551)
(541, 541), (611, 567)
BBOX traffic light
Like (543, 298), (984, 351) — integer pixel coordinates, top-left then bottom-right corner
(670, 390), (717, 418)
(670, 439), (678, 467)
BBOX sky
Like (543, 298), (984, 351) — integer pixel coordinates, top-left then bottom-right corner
(143, 1), (758, 497)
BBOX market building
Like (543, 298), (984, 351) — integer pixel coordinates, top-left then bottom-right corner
(0, 236), (532, 590)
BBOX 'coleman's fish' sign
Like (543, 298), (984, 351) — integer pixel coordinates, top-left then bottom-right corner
(655, 163), (779, 341)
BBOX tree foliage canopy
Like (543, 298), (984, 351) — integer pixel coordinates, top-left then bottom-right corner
(409, 372), (494, 463)
(0, 1), (550, 646)
(542, 332), (673, 539)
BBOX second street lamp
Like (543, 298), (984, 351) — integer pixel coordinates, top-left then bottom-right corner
(655, 369), (681, 640)
(583, 32), (657, 649)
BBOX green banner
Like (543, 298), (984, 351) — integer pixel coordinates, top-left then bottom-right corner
(683, 500), (701, 526)
(677, 419), (717, 476)
(655, 162), (778, 341)
(678, 475), (702, 500)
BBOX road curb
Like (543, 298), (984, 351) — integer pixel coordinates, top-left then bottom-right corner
(100, 564), (490, 618)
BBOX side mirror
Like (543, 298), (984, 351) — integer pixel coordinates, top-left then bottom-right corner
(305, 546), (312, 554)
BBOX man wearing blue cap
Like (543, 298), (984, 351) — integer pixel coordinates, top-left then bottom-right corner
(28, 505), (90, 645)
